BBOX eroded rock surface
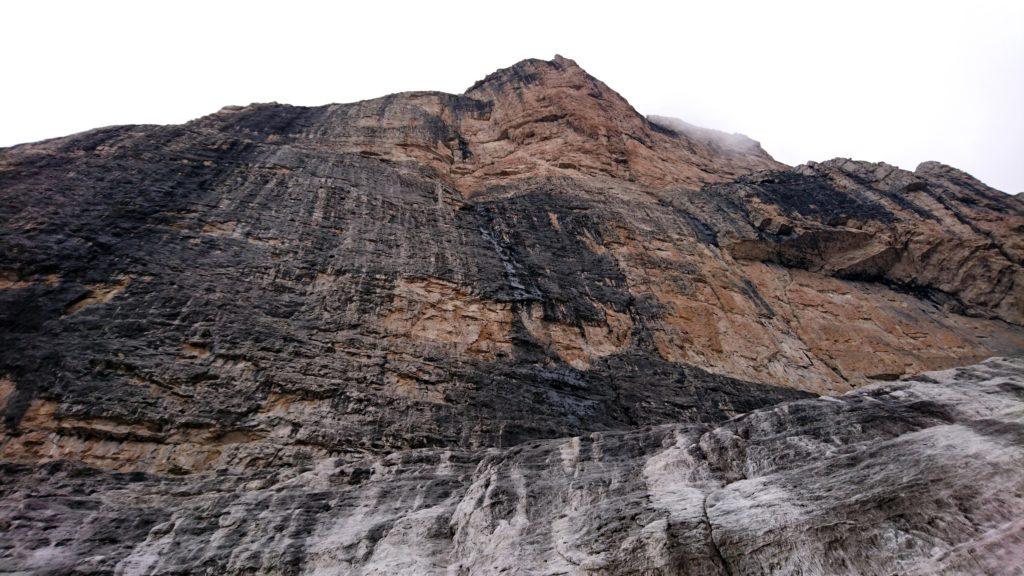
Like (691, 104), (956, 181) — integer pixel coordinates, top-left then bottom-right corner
(2, 358), (1023, 575)
(1, 56), (1023, 574)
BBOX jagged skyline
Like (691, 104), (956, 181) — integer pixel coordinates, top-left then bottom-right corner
(2, 0), (1022, 192)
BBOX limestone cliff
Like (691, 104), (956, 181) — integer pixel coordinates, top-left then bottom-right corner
(1, 56), (1022, 574)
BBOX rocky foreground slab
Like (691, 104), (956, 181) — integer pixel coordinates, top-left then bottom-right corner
(2, 358), (1022, 575)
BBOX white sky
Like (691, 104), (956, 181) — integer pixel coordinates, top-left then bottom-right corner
(2, 0), (1022, 192)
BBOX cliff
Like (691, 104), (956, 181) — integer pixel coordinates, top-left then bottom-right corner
(1, 56), (1022, 574)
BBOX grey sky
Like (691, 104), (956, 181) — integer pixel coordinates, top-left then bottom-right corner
(3, 0), (1022, 192)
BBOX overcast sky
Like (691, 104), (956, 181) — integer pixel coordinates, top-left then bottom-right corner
(3, 1), (1022, 192)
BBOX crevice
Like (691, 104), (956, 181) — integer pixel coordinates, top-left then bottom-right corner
(702, 492), (734, 576)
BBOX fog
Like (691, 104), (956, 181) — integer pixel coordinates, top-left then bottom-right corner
(2, 0), (1021, 192)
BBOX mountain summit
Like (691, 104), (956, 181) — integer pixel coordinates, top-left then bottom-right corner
(192, 55), (782, 196)
(1, 56), (1023, 575)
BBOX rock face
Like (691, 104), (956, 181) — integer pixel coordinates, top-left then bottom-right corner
(1, 56), (1023, 574)
(3, 358), (1023, 575)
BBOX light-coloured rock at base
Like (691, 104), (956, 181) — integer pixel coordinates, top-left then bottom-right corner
(2, 358), (1023, 575)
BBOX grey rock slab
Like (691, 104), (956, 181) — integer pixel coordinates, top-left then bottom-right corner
(1, 358), (1021, 575)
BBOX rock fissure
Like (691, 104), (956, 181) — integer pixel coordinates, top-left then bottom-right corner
(702, 492), (734, 576)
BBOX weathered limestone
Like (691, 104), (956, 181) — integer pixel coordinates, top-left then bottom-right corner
(2, 359), (1022, 575)
(1, 55), (1022, 574)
